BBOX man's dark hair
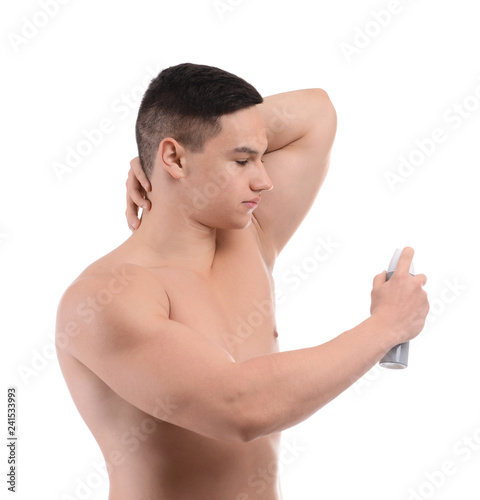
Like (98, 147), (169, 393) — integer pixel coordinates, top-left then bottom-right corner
(135, 63), (263, 179)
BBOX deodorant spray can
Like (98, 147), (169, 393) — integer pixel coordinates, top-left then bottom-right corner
(379, 248), (415, 369)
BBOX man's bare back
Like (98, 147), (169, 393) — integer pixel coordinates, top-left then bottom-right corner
(56, 64), (429, 499)
(57, 218), (282, 499)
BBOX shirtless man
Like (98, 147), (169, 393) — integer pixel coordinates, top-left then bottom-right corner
(56, 63), (429, 499)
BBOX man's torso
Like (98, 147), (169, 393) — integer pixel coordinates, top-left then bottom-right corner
(57, 220), (283, 499)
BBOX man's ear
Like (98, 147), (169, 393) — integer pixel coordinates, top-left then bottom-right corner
(157, 138), (187, 179)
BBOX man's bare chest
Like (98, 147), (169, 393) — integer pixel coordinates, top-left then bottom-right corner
(155, 234), (279, 361)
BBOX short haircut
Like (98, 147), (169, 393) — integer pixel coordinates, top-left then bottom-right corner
(135, 63), (263, 178)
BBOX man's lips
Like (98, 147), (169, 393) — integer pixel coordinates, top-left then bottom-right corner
(242, 197), (260, 208)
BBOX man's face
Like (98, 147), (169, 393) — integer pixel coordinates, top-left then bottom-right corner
(182, 106), (273, 230)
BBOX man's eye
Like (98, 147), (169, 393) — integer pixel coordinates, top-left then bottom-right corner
(236, 160), (248, 166)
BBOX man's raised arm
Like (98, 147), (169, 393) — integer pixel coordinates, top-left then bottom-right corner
(253, 89), (337, 265)
(124, 88), (336, 244)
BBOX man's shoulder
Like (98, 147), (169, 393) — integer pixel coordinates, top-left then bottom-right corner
(56, 257), (170, 337)
(66, 256), (153, 296)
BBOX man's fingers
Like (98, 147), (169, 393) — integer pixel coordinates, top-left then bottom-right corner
(415, 273), (427, 286)
(395, 246), (415, 275)
(127, 168), (151, 210)
(125, 159), (152, 231)
(372, 271), (387, 289)
(130, 156), (151, 192)
(126, 192), (140, 231)
(130, 183), (150, 210)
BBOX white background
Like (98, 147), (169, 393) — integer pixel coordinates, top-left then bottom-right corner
(2, 0), (479, 499)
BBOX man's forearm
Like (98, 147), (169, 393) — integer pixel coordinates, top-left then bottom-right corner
(234, 315), (393, 441)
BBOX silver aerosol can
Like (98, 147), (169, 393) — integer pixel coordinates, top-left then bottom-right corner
(379, 248), (415, 369)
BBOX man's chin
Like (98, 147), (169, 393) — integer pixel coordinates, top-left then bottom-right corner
(215, 216), (252, 231)
(237, 218), (252, 230)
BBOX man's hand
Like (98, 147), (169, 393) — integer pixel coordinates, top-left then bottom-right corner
(126, 157), (151, 231)
(370, 247), (429, 345)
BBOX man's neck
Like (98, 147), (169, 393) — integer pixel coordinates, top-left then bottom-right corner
(127, 202), (218, 274)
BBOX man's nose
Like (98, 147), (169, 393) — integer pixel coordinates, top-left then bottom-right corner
(252, 161), (273, 192)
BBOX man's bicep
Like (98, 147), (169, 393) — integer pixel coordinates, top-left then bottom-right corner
(57, 280), (241, 441)
(254, 93), (337, 259)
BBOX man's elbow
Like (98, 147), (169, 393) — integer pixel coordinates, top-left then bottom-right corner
(228, 386), (272, 443)
(233, 410), (266, 443)
(311, 88), (335, 109)
(317, 89), (337, 128)
(308, 88), (337, 149)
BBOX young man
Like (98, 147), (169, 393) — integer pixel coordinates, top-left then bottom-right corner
(56, 63), (429, 499)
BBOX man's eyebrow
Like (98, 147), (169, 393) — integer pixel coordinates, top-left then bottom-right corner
(231, 146), (269, 155)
